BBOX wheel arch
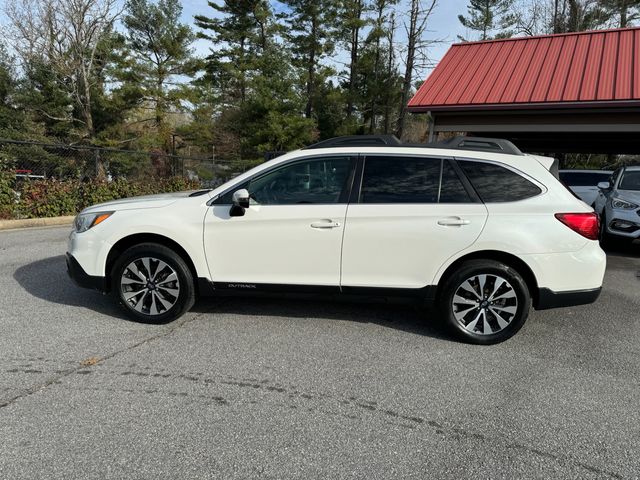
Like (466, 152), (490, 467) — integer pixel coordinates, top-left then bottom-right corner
(435, 250), (540, 308)
(105, 233), (199, 294)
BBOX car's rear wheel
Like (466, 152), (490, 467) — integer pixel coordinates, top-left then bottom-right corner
(439, 260), (532, 345)
(112, 243), (195, 323)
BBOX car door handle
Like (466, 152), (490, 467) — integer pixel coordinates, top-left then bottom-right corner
(310, 220), (341, 229)
(437, 217), (471, 226)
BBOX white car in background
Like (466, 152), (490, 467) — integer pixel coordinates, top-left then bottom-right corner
(67, 136), (606, 344)
(559, 169), (613, 206)
(594, 165), (640, 245)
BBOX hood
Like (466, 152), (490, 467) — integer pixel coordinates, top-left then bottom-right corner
(83, 190), (207, 213)
(614, 189), (640, 206)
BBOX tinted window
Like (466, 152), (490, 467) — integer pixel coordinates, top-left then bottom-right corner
(440, 161), (473, 203)
(559, 172), (611, 187)
(459, 161), (542, 202)
(619, 170), (640, 191)
(247, 157), (352, 205)
(360, 156), (441, 204)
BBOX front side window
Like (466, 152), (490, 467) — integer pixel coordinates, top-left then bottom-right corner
(360, 156), (441, 204)
(618, 170), (640, 191)
(459, 160), (542, 202)
(247, 157), (353, 205)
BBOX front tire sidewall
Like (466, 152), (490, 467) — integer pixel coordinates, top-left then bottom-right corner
(440, 260), (531, 345)
(112, 244), (195, 324)
(599, 212), (610, 248)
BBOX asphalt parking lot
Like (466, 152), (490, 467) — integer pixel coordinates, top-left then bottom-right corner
(1, 226), (639, 479)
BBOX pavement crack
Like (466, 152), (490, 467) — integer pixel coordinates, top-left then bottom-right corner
(0, 310), (206, 410)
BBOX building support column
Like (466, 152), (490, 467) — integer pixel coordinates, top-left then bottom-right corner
(427, 112), (436, 143)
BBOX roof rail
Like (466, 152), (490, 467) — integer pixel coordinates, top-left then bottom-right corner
(303, 135), (402, 149)
(302, 135), (523, 155)
(428, 136), (523, 155)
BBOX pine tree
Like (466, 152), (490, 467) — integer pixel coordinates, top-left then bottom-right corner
(91, 32), (146, 144)
(340, 0), (370, 120)
(19, 60), (78, 140)
(551, 0), (608, 33)
(195, 1), (272, 105)
(194, 1), (315, 158)
(0, 43), (28, 138)
(123, 0), (196, 149)
(279, 0), (339, 119)
(358, 0), (400, 133)
(458, 0), (517, 41)
(600, 0), (640, 27)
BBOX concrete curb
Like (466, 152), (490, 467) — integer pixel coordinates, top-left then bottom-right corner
(0, 216), (75, 231)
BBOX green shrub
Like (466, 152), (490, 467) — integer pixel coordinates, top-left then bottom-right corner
(1, 176), (202, 219)
(19, 179), (79, 218)
(0, 157), (16, 219)
(0, 169), (15, 219)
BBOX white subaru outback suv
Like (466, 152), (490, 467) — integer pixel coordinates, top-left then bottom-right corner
(67, 136), (606, 344)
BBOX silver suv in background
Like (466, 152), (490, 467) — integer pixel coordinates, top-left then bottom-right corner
(560, 169), (613, 206)
(594, 166), (640, 244)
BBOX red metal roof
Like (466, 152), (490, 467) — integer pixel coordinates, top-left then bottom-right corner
(408, 27), (640, 112)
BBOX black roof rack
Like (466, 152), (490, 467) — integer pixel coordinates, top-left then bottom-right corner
(428, 136), (523, 155)
(302, 135), (523, 156)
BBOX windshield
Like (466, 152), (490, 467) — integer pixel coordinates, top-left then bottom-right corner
(618, 171), (640, 191)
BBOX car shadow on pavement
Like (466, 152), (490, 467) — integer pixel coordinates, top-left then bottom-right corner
(14, 255), (452, 340)
(192, 295), (452, 341)
(13, 255), (129, 320)
(604, 241), (640, 258)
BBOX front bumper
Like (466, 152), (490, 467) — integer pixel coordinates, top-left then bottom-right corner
(66, 253), (107, 293)
(536, 287), (602, 310)
(604, 207), (640, 239)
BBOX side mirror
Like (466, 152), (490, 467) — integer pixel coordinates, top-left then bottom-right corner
(597, 181), (610, 191)
(232, 188), (250, 208)
(230, 188), (250, 217)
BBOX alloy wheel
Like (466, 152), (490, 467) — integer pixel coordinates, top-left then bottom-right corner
(120, 257), (180, 316)
(451, 274), (518, 335)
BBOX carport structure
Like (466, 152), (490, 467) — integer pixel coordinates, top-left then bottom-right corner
(408, 27), (640, 154)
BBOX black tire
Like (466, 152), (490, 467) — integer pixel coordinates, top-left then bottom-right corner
(599, 212), (615, 250)
(438, 259), (532, 345)
(111, 243), (196, 323)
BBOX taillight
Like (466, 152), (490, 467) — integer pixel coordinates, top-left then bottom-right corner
(555, 213), (600, 240)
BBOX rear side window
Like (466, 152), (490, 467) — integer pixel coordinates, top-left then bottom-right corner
(459, 160), (542, 202)
(360, 156), (441, 203)
(440, 161), (472, 203)
(360, 156), (475, 204)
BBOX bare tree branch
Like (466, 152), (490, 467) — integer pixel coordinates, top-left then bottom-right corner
(4, 0), (122, 138)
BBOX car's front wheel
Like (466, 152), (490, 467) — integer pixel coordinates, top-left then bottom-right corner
(439, 260), (532, 345)
(112, 243), (196, 323)
(598, 212), (619, 249)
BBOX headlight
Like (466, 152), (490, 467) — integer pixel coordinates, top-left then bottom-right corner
(611, 198), (638, 210)
(74, 211), (114, 233)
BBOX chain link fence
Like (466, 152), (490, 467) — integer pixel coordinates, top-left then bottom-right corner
(0, 139), (260, 186)
(0, 139), (264, 220)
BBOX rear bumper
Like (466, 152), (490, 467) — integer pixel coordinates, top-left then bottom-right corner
(535, 287), (602, 310)
(66, 253), (107, 293)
